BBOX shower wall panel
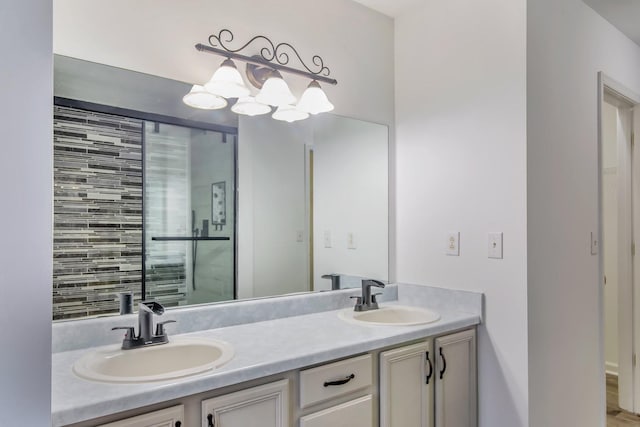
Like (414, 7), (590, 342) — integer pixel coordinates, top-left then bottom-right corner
(53, 105), (143, 319)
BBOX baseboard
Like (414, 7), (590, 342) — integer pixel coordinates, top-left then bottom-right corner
(606, 361), (619, 377)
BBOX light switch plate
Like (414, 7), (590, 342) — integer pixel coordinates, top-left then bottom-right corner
(296, 230), (304, 243)
(446, 232), (460, 256)
(488, 232), (503, 259)
(347, 232), (357, 249)
(324, 230), (332, 248)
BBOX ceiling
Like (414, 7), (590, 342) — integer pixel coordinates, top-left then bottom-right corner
(354, 0), (640, 47)
(582, 0), (640, 46)
(351, 0), (419, 18)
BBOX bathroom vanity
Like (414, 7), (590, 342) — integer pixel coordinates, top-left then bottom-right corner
(52, 284), (481, 427)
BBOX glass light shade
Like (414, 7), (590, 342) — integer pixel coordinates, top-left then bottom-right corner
(255, 70), (297, 106)
(204, 59), (251, 99)
(231, 96), (272, 116)
(296, 80), (334, 114)
(182, 85), (228, 110)
(272, 105), (310, 123)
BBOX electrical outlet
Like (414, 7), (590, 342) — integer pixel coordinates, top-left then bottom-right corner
(446, 232), (460, 256)
(347, 232), (357, 249)
(324, 230), (332, 248)
(488, 232), (503, 259)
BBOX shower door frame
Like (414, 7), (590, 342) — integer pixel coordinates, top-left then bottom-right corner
(54, 96), (239, 302)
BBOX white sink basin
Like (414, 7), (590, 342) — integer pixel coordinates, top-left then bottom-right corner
(339, 305), (440, 326)
(73, 337), (234, 383)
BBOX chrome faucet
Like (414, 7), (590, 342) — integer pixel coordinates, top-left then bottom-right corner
(112, 301), (175, 350)
(351, 279), (386, 312)
(321, 273), (342, 290)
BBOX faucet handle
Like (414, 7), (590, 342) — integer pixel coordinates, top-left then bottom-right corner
(371, 293), (383, 303)
(155, 320), (176, 337)
(112, 326), (136, 340)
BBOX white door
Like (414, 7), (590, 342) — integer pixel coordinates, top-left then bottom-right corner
(434, 329), (477, 427)
(201, 379), (289, 427)
(98, 405), (184, 427)
(602, 86), (639, 412)
(379, 341), (433, 427)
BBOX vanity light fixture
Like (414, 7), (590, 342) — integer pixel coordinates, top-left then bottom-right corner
(231, 96), (272, 116)
(187, 29), (337, 122)
(182, 85), (228, 110)
(204, 58), (251, 99)
(297, 80), (334, 114)
(272, 105), (310, 123)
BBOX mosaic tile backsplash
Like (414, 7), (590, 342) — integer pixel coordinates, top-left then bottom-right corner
(53, 106), (144, 319)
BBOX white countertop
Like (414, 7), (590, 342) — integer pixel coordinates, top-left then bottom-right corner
(51, 284), (482, 426)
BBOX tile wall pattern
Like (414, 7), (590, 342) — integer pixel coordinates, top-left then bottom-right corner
(53, 105), (144, 319)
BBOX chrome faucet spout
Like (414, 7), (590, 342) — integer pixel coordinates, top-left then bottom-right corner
(112, 300), (174, 350)
(354, 279), (386, 312)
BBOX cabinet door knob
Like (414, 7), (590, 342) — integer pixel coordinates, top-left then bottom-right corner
(425, 351), (433, 384)
(175, 422), (181, 427)
(439, 347), (447, 380)
(207, 413), (215, 427)
(323, 373), (355, 387)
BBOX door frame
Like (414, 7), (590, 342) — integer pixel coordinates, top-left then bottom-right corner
(598, 72), (640, 415)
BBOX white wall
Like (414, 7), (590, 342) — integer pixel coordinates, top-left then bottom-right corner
(0, 0), (52, 424)
(53, 0), (394, 126)
(313, 115), (389, 289)
(527, 0), (640, 424)
(394, 1), (528, 426)
(602, 101), (619, 375)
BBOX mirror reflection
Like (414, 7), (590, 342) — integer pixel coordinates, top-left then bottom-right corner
(53, 55), (388, 320)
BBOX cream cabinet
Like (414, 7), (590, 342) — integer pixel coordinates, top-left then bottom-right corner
(380, 328), (476, 427)
(98, 405), (184, 427)
(380, 341), (433, 427)
(435, 329), (477, 427)
(201, 379), (289, 427)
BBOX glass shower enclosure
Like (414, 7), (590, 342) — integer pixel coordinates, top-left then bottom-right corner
(144, 121), (236, 307)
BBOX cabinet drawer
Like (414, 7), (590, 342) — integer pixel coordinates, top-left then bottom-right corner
(299, 354), (372, 408)
(300, 395), (372, 427)
(98, 405), (184, 427)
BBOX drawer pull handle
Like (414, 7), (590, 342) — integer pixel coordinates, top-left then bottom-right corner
(207, 413), (215, 427)
(324, 373), (355, 387)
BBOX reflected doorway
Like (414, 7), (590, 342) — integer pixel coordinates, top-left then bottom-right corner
(600, 78), (640, 425)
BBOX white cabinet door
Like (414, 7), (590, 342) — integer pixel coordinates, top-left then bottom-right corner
(380, 341), (434, 427)
(98, 405), (184, 427)
(435, 329), (477, 427)
(299, 395), (372, 427)
(201, 379), (289, 427)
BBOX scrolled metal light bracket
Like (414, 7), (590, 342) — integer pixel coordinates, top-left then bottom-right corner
(195, 29), (337, 87)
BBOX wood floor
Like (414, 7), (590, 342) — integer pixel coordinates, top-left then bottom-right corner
(608, 374), (640, 426)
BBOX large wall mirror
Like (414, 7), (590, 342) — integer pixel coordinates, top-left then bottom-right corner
(53, 50), (388, 321)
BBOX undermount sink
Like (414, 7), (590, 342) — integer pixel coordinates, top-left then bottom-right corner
(73, 337), (234, 383)
(339, 305), (440, 326)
